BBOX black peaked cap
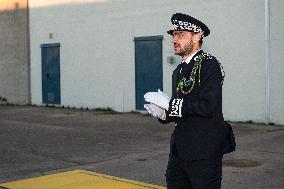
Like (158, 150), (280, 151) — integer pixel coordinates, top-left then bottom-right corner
(167, 13), (210, 37)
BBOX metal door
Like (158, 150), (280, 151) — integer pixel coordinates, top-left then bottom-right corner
(134, 36), (163, 110)
(41, 43), (61, 104)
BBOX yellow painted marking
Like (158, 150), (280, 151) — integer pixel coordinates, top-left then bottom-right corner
(0, 170), (166, 189)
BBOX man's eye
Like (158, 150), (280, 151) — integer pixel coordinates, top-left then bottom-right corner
(173, 32), (183, 38)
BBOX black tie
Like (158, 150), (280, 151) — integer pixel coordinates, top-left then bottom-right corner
(179, 61), (186, 74)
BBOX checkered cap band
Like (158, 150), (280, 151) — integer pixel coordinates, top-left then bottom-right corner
(172, 19), (205, 37)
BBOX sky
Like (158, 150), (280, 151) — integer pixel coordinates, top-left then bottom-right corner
(0, 0), (26, 10)
(0, 0), (108, 10)
(29, 0), (108, 8)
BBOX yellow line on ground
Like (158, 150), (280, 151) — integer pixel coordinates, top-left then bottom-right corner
(0, 170), (166, 189)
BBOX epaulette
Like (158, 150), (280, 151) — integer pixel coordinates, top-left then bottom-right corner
(193, 52), (214, 62)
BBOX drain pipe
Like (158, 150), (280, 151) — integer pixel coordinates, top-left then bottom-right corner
(265, 0), (270, 124)
(27, 0), (31, 104)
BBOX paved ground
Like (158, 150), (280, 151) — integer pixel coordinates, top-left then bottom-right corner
(0, 105), (284, 188)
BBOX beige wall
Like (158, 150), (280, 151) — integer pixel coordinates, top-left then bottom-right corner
(28, 0), (284, 125)
(0, 0), (30, 104)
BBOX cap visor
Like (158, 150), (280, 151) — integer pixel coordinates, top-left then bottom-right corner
(167, 30), (174, 35)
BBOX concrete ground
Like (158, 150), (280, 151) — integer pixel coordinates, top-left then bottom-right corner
(0, 105), (283, 188)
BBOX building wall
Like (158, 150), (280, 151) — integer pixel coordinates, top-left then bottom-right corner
(0, 0), (30, 104)
(270, 0), (284, 124)
(29, 0), (284, 124)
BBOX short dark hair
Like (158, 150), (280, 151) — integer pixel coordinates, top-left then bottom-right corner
(199, 36), (203, 47)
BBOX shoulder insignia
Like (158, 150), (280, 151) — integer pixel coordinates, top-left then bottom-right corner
(194, 52), (214, 61)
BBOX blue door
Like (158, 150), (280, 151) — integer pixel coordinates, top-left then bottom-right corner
(41, 43), (61, 104)
(134, 36), (163, 110)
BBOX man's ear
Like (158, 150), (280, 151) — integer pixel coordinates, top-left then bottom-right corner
(192, 33), (202, 44)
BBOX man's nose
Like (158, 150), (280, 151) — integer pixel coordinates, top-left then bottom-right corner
(172, 36), (177, 44)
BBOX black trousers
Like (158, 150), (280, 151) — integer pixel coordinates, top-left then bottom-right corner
(166, 148), (223, 189)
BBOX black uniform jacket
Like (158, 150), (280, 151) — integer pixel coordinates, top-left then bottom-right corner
(160, 50), (229, 161)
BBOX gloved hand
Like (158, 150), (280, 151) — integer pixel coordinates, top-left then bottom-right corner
(144, 89), (170, 110)
(144, 103), (166, 120)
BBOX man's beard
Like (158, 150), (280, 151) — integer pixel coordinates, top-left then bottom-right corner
(178, 40), (194, 57)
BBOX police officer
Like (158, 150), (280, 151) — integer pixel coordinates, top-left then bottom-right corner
(144, 13), (229, 189)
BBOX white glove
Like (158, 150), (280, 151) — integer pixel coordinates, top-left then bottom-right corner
(144, 103), (166, 120)
(144, 89), (170, 110)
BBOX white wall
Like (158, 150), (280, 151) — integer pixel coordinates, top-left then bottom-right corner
(29, 0), (284, 124)
(29, 0), (175, 112)
(205, 0), (267, 123)
(270, 0), (284, 125)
